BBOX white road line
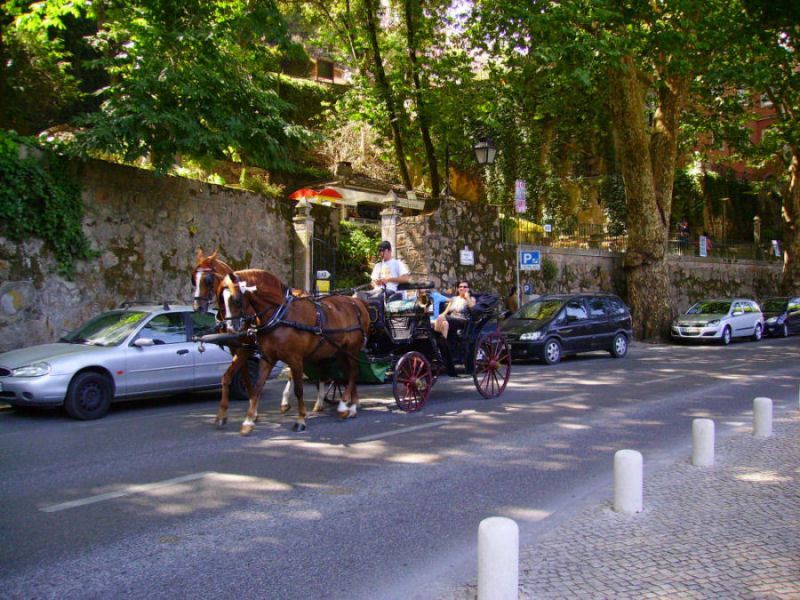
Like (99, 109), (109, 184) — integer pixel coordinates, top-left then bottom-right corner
(40, 471), (214, 513)
(356, 422), (444, 442)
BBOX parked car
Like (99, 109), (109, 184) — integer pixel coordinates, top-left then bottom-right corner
(671, 298), (763, 345)
(499, 293), (633, 365)
(0, 303), (252, 420)
(761, 296), (800, 337)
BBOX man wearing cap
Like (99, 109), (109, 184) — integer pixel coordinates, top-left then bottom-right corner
(371, 241), (409, 296)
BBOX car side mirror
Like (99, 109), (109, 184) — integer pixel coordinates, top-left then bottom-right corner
(133, 338), (155, 347)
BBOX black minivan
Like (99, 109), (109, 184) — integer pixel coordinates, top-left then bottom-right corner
(499, 293), (633, 365)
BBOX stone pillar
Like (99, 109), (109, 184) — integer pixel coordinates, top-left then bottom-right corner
(292, 200), (314, 291)
(380, 193), (400, 251)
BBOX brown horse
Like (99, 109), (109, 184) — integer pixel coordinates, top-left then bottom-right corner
(193, 249), (323, 424)
(219, 271), (369, 433)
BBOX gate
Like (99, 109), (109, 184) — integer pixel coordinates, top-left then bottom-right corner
(311, 236), (337, 294)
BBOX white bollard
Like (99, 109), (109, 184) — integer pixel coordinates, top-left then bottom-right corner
(692, 419), (715, 466)
(478, 517), (518, 600)
(753, 397), (773, 437)
(614, 449), (643, 514)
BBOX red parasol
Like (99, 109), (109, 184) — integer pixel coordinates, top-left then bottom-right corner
(288, 188), (318, 200)
(316, 187), (343, 200)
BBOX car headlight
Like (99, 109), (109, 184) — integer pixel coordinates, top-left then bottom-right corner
(520, 331), (543, 341)
(12, 362), (51, 377)
(706, 319), (720, 326)
(766, 316), (777, 324)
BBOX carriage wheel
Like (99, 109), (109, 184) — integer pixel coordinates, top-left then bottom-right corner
(323, 380), (344, 405)
(393, 351), (433, 412)
(472, 332), (511, 399)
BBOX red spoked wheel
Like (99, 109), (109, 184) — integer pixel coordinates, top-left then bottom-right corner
(393, 351), (433, 412)
(472, 332), (511, 399)
(323, 380), (344, 405)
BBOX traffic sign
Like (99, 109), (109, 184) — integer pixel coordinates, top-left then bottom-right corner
(316, 270), (331, 280)
(519, 250), (541, 271)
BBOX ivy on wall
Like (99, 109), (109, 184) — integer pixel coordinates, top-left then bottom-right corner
(0, 132), (94, 278)
(336, 221), (380, 290)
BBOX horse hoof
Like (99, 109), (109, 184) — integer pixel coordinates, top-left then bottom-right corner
(280, 405), (290, 414)
(214, 417), (227, 428)
(312, 406), (324, 413)
(337, 411), (348, 420)
(240, 425), (254, 436)
(292, 423), (307, 433)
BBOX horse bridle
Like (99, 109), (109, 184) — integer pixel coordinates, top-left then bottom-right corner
(193, 267), (220, 311)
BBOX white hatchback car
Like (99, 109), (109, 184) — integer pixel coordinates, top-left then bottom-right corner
(671, 298), (764, 345)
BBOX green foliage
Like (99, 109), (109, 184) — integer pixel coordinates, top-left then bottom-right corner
(335, 221), (380, 289)
(0, 132), (94, 278)
(69, 0), (315, 174)
(601, 175), (627, 236)
(238, 169), (284, 198)
(541, 256), (558, 287)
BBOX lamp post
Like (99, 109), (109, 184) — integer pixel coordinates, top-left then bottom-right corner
(474, 137), (498, 167)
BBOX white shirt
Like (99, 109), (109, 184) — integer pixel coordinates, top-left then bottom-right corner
(371, 258), (409, 293)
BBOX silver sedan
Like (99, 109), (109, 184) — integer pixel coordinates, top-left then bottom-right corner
(0, 303), (248, 420)
(671, 298), (764, 345)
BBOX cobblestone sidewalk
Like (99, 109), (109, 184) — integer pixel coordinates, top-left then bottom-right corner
(446, 411), (800, 599)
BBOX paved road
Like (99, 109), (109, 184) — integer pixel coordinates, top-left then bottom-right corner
(1, 336), (797, 599)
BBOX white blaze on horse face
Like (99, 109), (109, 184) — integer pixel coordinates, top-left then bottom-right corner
(222, 288), (234, 320)
(194, 272), (204, 299)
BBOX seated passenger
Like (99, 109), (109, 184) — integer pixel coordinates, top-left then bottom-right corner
(434, 280), (476, 339)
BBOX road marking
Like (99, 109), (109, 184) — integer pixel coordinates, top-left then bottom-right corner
(40, 471), (214, 513)
(356, 421), (444, 442)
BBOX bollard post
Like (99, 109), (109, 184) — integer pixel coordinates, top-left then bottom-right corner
(692, 419), (715, 466)
(753, 397), (772, 437)
(614, 449), (643, 514)
(478, 517), (518, 600)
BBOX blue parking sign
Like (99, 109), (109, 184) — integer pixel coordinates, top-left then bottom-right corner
(519, 250), (541, 271)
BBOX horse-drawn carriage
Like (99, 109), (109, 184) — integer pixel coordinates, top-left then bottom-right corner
(192, 250), (510, 433)
(310, 283), (511, 412)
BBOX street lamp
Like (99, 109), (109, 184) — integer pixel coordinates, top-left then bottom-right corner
(474, 137), (497, 166)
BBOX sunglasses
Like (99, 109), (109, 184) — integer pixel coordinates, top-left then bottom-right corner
(458, 285), (469, 289)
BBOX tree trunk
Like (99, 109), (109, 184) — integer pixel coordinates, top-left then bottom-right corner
(607, 56), (673, 341)
(403, 0), (440, 211)
(363, 0), (413, 191)
(782, 150), (800, 293)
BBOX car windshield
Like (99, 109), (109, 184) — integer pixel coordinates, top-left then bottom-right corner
(687, 301), (731, 315)
(761, 299), (787, 313)
(60, 311), (148, 346)
(516, 299), (564, 320)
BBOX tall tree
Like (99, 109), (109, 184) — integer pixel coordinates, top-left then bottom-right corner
(471, 0), (736, 339)
(700, 1), (800, 293)
(362, 0), (413, 190)
(403, 0), (440, 206)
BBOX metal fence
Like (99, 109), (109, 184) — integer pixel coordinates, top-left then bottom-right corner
(501, 220), (782, 262)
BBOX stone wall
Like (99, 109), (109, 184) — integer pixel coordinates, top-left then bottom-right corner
(0, 159), (299, 352)
(511, 247), (782, 311)
(397, 199), (515, 295)
(0, 157), (784, 353)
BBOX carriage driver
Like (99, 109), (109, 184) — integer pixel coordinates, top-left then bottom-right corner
(371, 240), (410, 299)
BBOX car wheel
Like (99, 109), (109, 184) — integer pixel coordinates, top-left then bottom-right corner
(543, 338), (561, 365)
(610, 333), (628, 358)
(720, 326), (732, 346)
(752, 323), (762, 342)
(64, 371), (112, 420)
(231, 359), (260, 401)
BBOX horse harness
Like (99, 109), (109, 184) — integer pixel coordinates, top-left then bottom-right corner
(235, 278), (366, 359)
